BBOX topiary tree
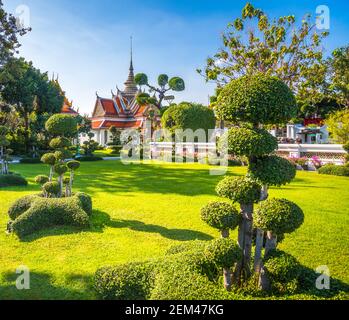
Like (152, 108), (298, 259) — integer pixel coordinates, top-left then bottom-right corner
(54, 163), (68, 197)
(201, 201), (240, 238)
(41, 153), (56, 181)
(82, 132), (99, 157)
(204, 238), (242, 291)
(202, 73), (299, 289)
(135, 73), (185, 108)
(42, 181), (60, 198)
(34, 175), (49, 197)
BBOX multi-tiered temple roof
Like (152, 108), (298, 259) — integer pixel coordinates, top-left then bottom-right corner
(91, 52), (159, 131)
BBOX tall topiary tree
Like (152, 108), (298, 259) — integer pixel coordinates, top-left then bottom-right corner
(36, 114), (79, 198)
(201, 73), (301, 289)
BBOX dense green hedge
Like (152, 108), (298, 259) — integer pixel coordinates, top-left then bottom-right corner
(20, 158), (42, 164)
(249, 156), (296, 186)
(94, 262), (155, 300)
(0, 173), (28, 188)
(222, 127), (278, 157)
(8, 193), (92, 238)
(216, 74), (297, 125)
(318, 164), (349, 177)
(76, 156), (103, 162)
(263, 250), (302, 294)
(255, 198), (304, 235)
(216, 176), (261, 204)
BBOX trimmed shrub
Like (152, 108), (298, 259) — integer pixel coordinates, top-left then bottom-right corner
(54, 150), (72, 161)
(8, 194), (37, 220)
(75, 192), (93, 216)
(201, 202), (240, 232)
(45, 114), (77, 137)
(255, 198), (304, 235)
(318, 164), (349, 177)
(204, 238), (242, 268)
(42, 181), (60, 197)
(222, 127), (278, 157)
(216, 176), (261, 204)
(94, 262), (155, 300)
(67, 160), (80, 170)
(49, 137), (71, 149)
(249, 155), (296, 186)
(216, 73), (297, 125)
(41, 153), (56, 165)
(76, 156), (103, 162)
(166, 241), (208, 256)
(53, 163), (68, 175)
(20, 158), (42, 164)
(34, 175), (49, 185)
(10, 194), (91, 238)
(263, 250), (301, 294)
(0, 174), (28, 188)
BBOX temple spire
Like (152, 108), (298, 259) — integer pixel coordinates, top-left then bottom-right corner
(123, 36), (138, 101)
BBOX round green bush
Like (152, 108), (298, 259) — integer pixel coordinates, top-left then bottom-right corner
(67, 160), (80, 171)
(169, 77), (185, 91)
(34, 175), (49, 185)
(45, 114), (77, 137)
(49, 137), (71, 149)
(161, 102), (215, 135)
(216, 176), (261, 204)
(216, 74), (297, 125)
(76, 156), (103, 162)
(54, 149), (72, 161)
(75, 192), (93, 216)
(204, 238), (242, 269)
(249, 155), (296, 186)
(8, 194), (37, 220)
(41, 153), (56, 166)
(201, 202), (240, 231)
(158, 74), (169, 87)
(63, 177), (70, 184)
(263, 250), (301, 293)
(94, 262), (155, 300)
(10, 195), (90, 238)
(0, 174), (28, 188)
(135, 73), (148, 86)
(318, 164), (349, 177)
(53, 163), (68, 175)
(42, 181), (60, 197)
(221, 127), (278, 157)
(255, 198), (304, 235)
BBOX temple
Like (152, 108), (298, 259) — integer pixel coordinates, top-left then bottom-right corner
(89, 48), (160, 146)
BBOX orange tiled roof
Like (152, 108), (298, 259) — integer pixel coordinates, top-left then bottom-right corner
(92, 120), (142, 130)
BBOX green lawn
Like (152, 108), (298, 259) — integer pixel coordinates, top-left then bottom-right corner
(0, 161), (348, 299)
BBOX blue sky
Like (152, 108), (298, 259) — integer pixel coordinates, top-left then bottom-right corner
(4, 0), (349, 115)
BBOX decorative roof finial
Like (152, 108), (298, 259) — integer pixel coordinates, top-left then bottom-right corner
(130, 36), (134, 71)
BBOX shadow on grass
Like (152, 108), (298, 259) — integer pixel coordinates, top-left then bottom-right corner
(18, 210), (213, 243)
(0, 271), (94, 300)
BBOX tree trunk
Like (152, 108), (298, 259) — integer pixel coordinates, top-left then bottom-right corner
(235, 204), (254, 283)
(69, 170), (74, 197)
(221, 229), (229, 238)
(49, 166), (53, 182)
(265, 231), (277, 257)
(259, 264), (270, 291)
(23, 112), (30, 155)
(260, 185), (269, 201)
(58, 175), (63, 198)
(223, 268), (232, 291)
(254, 229), (264, 273)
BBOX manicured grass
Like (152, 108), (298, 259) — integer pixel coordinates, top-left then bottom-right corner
(0, 161), (348, 299)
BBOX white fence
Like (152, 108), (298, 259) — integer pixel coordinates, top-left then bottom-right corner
(149, 142), (346, 165)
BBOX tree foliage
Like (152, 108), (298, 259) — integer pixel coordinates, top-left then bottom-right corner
(326, 108), (349, 144)
(198, 2), (329, 107)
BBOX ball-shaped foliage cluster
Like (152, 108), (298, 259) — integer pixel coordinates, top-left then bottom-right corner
(162, 103), (215, 135)
(204, 238), (242, 268)
(201, 201), (240, 231)
(221, 127), (278, 157)
(169, 77), (185, 91)
(41, 153), (56, 166)
(216, 176), (261, 204)
(135, 73), (149, 86)
(249, 155), (296, 186)
(263, 250), (301, 293)
(54, 163), (68, 175)
(49, 137), (71, 149)
(216, 74), (297, 125)
(45, 114), (77, 137)
(67, 160), (80, 171)
(54, 149), (72, 161)
(158, 74), (169, 87)
(34, 175), (49, 185)
(255, 198), (304, 235)
(43, 181), (60, 196)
